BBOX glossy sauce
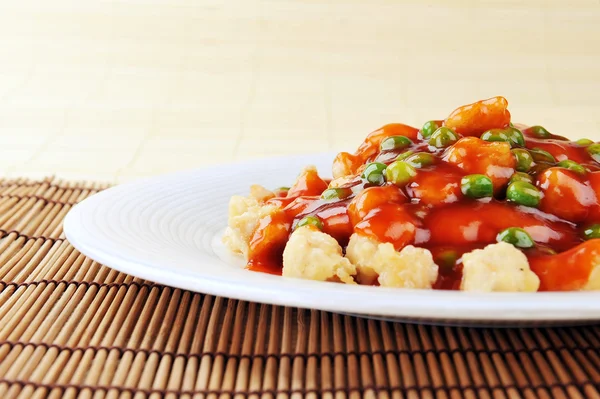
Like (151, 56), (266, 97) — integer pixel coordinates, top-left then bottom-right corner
(245, 97), (600, 291)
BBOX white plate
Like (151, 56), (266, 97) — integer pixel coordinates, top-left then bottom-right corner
(64, 152), (600, 326)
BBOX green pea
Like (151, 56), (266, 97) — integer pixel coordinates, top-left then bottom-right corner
(511, 148), (533, 172)
(380, 136), (413, 151)
(321, 187), (352, 200)
(529, 125), (551, 139)
(506, 127), (526, 146)
(529, 147), (556, 163)
(460, 174), (493, 198)
(275, 186), (290, 192)
(385, 160), (417, 186)
(421, 120), (440, 139)
(576, 138), (594, 146)
(587, 144), (600, 163)
(436, 250), (458, 270)
(583, 224), (600, 240)
(506, 181), (542, 207)
(481, 127), (524, 148)
(429, 127), (459, 148)
(396, 150), (415, 161)
(480, 129), (508, 143)
(497, 227), (535, 248)
(557, 160), (586, 174)
(405, 152), (436, 168)
(509, 172), (534, 185)
(296, 215), (324, 231)
(361, 162), (387, 185)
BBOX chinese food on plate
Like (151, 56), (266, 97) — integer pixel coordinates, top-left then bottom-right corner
(223, 97), (600, 292)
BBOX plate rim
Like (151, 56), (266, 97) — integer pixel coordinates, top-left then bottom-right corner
(63, 153), (600, 323)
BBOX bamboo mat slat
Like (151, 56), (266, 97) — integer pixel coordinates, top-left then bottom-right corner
(0, 178), (599, 398)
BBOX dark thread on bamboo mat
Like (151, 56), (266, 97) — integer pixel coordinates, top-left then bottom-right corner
(0, 229), (64, 243)
(0, 379), (596, 396)
(0, 280), (156, 291)
(0, 181), (104, 192)
(0, 340), (597, 362)
(0, 194), (80, 206)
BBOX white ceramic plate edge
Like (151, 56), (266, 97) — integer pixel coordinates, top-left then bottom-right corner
(63, 154), (600, 323)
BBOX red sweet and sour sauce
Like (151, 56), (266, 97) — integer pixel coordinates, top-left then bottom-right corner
(245, 97), (600, 291)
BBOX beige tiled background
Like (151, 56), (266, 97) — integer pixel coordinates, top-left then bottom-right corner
(0, 0), (599, 182)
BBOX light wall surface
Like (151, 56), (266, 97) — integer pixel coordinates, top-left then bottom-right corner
(0, 0), (599, 182)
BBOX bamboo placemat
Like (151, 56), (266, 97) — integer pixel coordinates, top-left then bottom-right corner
(0, 177), (599, 399)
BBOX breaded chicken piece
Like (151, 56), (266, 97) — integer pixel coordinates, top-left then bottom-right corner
(222, 195), (278, 257)
(460, 242), (540, 292)
(282, 226), (356, 284)
(345, 233), (438, 288)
